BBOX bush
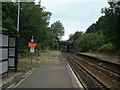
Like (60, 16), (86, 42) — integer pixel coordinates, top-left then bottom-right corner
(75, 33), (105, 52)
(99, 43), (116, 52)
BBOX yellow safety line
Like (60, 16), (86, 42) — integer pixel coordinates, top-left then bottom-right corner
(67, 62), (84, 90)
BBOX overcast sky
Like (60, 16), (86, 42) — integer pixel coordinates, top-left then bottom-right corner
(36, 0), (109, 40)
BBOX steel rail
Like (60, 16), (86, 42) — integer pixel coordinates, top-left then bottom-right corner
(66, 57), (88, 90)
(65, 53), (110, 89)
(75, 56), (120, 81)
(77, 53), (120, 68)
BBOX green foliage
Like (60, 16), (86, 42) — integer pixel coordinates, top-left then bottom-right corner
(86, 23), (97, 33)
(99, 43), (116, 52)
(0, 3), (1, 25)
(50, 20), (65, 50)
(18, 2), (52, 50)
(100, 14), (120, 51)
(68, 1), (120, 53)
(51, 20), (64, 40)
(69, 31), (105, 52)
(2, 2), (64, 50)
(2, 2), (18, 36)
(85, 1), (120, 53)
(99, 44), (110, 52)
(69, 31), (83, 43)
(75, 33), (105, 52)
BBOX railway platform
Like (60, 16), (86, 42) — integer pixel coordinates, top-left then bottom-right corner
(79, 52), (120, 64)
(16, 64), (80, 88)
(2, 51), (82, 89)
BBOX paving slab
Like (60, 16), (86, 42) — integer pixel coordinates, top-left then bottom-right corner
(1, 51), (81, 89)
(16, 64), (79, 88)
(15, 51), (80, 88)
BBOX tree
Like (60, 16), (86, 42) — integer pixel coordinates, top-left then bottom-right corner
(51, 20), (64, 40)
(2, 2), (18, 36)
(0, 2), (2, 25)
(101, 1), (120, 52)
(69, 31), (83, 43)
(85, 1), (120, 53)
(18, 2), (52, 50)
(50, 20), (65, 50)
(2, 2), (57, 50)
(75, 33), (105, 52)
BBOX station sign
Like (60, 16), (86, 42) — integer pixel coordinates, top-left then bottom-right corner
(31, 39), (34, 42)
(28, 42), (37, 47)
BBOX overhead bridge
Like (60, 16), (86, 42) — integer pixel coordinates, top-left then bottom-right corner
(59, 41), (76, 52)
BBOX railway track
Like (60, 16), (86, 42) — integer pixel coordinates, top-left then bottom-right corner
(76, 53), (120, 81)
(64, 52), (120, 90)
(77, 53), (120, 75)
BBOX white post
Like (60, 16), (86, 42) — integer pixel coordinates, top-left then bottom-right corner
(30, 47), (35, 53)
(17, 0), (20, 32)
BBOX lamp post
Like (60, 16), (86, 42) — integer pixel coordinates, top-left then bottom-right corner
(17, 0), (20, 32)
(15, 0), (20, 72)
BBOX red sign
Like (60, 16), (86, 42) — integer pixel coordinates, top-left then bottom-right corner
(28, 42), (37, 47)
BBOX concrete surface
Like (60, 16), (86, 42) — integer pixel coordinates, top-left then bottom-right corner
(0, 72), (22, 88)
(1, 51), (82, 89)
(80, 52), (120, 64)
(16, 64), (80, 88)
